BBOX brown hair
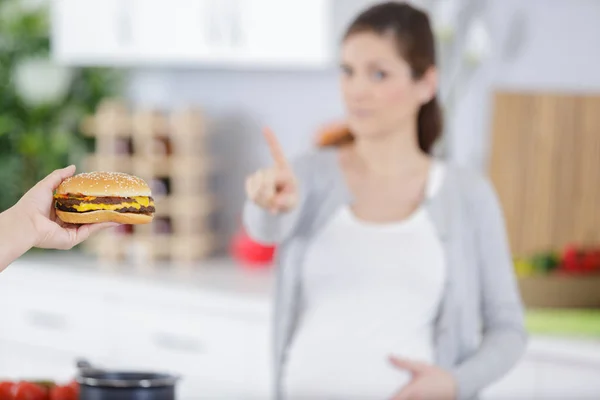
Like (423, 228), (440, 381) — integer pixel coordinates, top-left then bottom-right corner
(320, 1), (442, 154)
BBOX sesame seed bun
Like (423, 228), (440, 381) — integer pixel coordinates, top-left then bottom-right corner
(56, 171), (151, 198)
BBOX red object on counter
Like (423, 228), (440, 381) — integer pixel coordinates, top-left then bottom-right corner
(0, 381), (79, 400)
(559, 244), (600, 275)
(13, 382), (46, 400)
(49, 385), (77, 400)
(230, 226), (276, 268)
(66, 381), (79, 397)
(0, 382), (15, 400)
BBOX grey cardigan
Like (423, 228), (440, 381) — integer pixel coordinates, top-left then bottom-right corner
(243, 149), (527, 400)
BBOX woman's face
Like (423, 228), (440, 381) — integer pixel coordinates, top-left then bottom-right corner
(340, 31), (431, 141)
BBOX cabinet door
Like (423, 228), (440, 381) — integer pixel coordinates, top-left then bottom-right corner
(52, 0), (332, 67)
(111, 303), (270, 390)
(0, 286), (112, 359)
(481, 359), (538, 400)
(536, 361), (600, 399)
(51, 0), (134, 64)
(0, 341), (77, 382)
(239, 0), (332, 67)
(128, 0), (208, 63)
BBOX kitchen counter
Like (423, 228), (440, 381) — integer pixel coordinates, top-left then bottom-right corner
(10, 250), (274, 298)
(3, 252), (600, 399)
(6, 251), (274, 317)
(0, 252), (276, 399)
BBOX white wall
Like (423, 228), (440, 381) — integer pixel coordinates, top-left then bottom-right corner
(493, 0), (600, 91)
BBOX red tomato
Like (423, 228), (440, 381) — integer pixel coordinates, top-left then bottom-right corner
(13, 382), (47, 400)
(0, 382), (15, 400)
(67, 380), (79, 396)
(49, 385), (77, 400)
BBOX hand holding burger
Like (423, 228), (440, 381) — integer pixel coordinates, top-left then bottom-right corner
(0, 166), (122, 272)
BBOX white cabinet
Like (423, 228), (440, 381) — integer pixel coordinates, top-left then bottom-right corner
(236, 0), (331, 67)
(482, 338), (600, 400)
(51, 0), (132, 61)
(50, 0), (332, 68)
(482, 359), (538, 400)
(0, 286), (112, 360)
(0, 342), (77, 382)
(537, 362), (600, 399)
(0, 258), (273, 397)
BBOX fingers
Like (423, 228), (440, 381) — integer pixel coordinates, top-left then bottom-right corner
(390, 386), (416, 400)
(37, 221), (121, 250)
(389, 356), (429, 375)
(246, 168), (296, 211)
(270, 192), (295, 212)
(40, 165), (76, 191)
(263, 127), (290, 170)
(246, 170), (275, 205)
(71, 222), (120, 248)
(248, 127), (298, 212)
(56, 222), (119, 250)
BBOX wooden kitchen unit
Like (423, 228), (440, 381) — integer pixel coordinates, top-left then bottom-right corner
(489, 91), (600, 257)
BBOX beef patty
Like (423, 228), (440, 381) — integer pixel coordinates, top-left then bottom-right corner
(55, 197), (155, 215)
(56, 196), (153, 207)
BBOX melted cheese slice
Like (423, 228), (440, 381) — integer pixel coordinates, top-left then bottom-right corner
(73, 202), (140, 212)
(60, 196), (154, 212)
(133, 196), (151, 206)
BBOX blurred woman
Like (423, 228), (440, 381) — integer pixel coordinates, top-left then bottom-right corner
(243, 2), (526, 399)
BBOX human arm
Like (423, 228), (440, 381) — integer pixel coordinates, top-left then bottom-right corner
(449, 176), (527, 400)
(242, 128), (311, 244)
(0, 166), (118, 272)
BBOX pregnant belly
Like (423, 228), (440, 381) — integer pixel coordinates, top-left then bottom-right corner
(284, 336), (433, 399)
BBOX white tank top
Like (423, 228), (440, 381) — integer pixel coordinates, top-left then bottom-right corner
(284, 162), (447, 400)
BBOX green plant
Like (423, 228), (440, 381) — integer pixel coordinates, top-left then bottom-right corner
(0, 0), (124, 211)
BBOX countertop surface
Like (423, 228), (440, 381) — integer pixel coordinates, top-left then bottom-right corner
(6, 250), (275, 306)
(6, 251), (600, 355)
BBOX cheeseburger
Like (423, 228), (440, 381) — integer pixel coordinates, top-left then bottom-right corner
(54, 171), (155, 224)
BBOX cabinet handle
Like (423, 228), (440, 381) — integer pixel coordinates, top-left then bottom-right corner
(206, 0), (242, 49)
(117, 0), (133, 46)
(229, 0), (243, 47)
(152, 332), (205, 354)
(25, 310), (68, 331)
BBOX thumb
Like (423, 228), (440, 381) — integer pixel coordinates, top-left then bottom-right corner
(389, 356), (429, 375)
(40, 165), (77, 191)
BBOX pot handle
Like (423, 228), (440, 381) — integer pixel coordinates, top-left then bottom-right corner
(76, 358), (105, 374)
(77, 359), (92, 369)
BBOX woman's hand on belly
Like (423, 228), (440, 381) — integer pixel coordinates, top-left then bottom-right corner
(388, 355), (457, 400)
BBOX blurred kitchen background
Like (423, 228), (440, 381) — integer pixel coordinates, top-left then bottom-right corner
(1, 0), (600, 398)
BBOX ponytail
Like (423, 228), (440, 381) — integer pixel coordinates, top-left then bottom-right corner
(417, 95), (443, 154)
(316, 96), (443, 153)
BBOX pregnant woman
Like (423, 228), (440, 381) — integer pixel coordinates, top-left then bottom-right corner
(243, 2), (526, 399)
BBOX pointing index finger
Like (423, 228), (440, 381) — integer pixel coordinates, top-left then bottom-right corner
(263, 127), (290, 170)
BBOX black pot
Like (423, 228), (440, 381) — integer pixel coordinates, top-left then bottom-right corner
(76, 360), (180, 400)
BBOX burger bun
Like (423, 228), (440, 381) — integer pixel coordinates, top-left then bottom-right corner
(56, 210), (153, 225)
